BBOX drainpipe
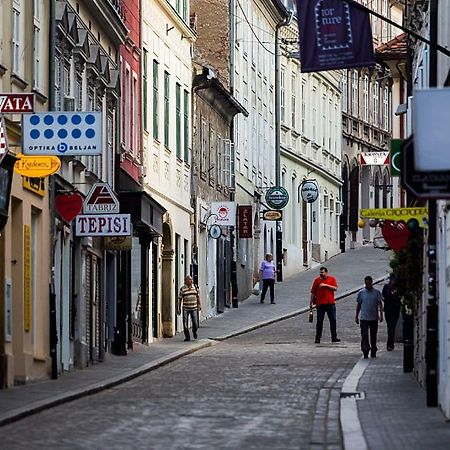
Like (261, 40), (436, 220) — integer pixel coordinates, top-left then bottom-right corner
(274, 10), (293, 282)
(229, 0), (238, 307)
(49, 0), (58, 380)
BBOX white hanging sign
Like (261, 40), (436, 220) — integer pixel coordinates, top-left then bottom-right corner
(300, 180), (319, 203)
(211, 202), (236, 226)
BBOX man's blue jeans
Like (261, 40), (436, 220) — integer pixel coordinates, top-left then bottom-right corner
(316, 304), (337, 341)
(183, 308), (199, 340)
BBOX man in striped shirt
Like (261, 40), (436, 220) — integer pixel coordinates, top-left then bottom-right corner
(178, 275), (201, 341)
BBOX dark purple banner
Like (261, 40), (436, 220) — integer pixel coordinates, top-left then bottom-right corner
(297, 0), (375, 73)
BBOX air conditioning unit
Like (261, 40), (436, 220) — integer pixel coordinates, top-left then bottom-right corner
(64, 96), (75, 111)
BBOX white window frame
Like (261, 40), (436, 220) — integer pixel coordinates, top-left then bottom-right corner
(291, 72), (296, 129)
(363, 75), (369, 122)
(33, 0), (41, 90)
(280, 67), (286, 124)
(383, 85), (389, 130)
(352, 71), (359, 116)
(12, 3), (21, 74)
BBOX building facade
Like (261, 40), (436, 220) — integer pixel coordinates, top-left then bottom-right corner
(0, 0), (51, 387)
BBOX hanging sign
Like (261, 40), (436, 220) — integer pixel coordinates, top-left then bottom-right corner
(211, 202), (236, 226)
(300, 180), (319, 203)
(83, 183), (120, 214)
(22, 112), (102, 156)
(55, 192), (84, 223)
(262, 210), (283, 221)
(238, 205), (253, 238)
(0, 93), (35, 113)
(75, 214), (132, 236)
(266, 186), (289, 209)
(360, 152), (390, 165)
(297, 0), (375, 73)
(14, 154), (61, 177)
(104, 236), (133, 251)
(209, 224), (222, 239)
(0, 115), (9, 163)
(390, 139), (403, 177)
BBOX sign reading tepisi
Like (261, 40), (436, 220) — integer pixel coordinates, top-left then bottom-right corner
(75, 214), (131, 236)
(22, 112), (101, 156)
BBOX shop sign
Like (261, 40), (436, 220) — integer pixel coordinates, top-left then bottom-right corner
(0, 93), (35, 113)
(390, 139), (403, 176)
(360, 207), (428, 228)
(22, 177), (45, 197)
(211, 201), (236, 226)
(104, 236), (133, 251)
(300, 180), (319, 203)
(75, 214), (131, 236)
(14, 154), (61, 177)
(83, 183), (119, 214)
(360, 151), (390, 165)
(238, 205), (253, 238)
(266, 186), (289, 209)
(209, 224), (222, 240)
(22, 112), (102, 156)
(262, 210), (283, 221)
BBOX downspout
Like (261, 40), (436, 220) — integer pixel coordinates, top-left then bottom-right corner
(49, 0), (58, 380)
(229, 0), (238, 307)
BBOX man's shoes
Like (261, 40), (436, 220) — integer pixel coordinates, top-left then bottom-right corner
(260, 299), (264, 304)
(271, 301), (276, 304)
(371, 352), (377, 358)
(193, 331), (198, 339)
(387, 346), (394, 351)
(363, 352), (369, 359)
(332, 338), (341, 343)
(184, 337), (190, 342)
(315, 338), (320, 344)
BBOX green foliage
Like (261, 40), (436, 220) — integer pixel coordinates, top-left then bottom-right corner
(388, 230), (424, 315)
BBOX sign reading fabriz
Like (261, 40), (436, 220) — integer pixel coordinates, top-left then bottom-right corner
(83, 183), (120, 214)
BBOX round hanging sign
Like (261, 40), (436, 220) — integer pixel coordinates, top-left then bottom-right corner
(265, 186), (289, 210)
(300, 180), (319, 203)
(209, 224), (222, 239)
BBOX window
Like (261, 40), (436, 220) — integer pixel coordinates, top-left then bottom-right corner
(312, 107), (317, 142)
(176, 83), (181, 158)
(153, 60), (159, 140)
(280, 68), (286, 123)
(12, 4), (20, 73)
(55, 56), (61, 111)
(352, 71), (359, 116)
(143, 50), (148, 131)
(125, 67), (131, 148)
(301, 82), (306, 132)
(107, 113), (114, 182)
(200, 118), (207, 174)
(363, 75), (369, 122)
(133, 74), (138, 155)
(33, 0), (41, 89)
(164, 71), (170, 148)
(183, 90), (189, 162)
(342, 73), (347, 113)
(183, 0), (188, 22)
(373, 81), (379, 127)
(383, 85), (389, 130)
(75, 76), (82, 111)
(291, 73), (296, 129)
(382, 0), (389, 39)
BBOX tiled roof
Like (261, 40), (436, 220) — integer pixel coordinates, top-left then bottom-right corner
(376, 32), (407, 61)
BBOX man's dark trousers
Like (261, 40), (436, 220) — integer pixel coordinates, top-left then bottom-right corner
(360, 320), (378, 356)
(183, 308), (198, 340)
(316, 304), (337, 341)
(385, 307), (400, 349)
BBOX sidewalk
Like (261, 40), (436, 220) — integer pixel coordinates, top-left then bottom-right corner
(1, 244), (448, 446)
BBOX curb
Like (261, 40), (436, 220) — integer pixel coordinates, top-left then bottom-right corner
(0, 276), (387, 427)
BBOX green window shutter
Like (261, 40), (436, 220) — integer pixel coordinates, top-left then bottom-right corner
(143, 50), (148, 131)
(153, 60), (159, 140)
(176, 83), (181, 158)
(164, 71), (170, 148)
(184, 90), (189, 162)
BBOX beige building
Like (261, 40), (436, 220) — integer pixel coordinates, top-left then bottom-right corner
(0, 0), (51, 387)
(141, 0), (195, 337)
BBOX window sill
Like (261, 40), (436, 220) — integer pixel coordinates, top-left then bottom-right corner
(11, 72), (28, 89)
(32, 88), (48, 104)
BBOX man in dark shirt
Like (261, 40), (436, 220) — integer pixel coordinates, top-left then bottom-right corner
(382, 275), (402, 351)
(310, 267), (340, 344)
(355, 276), (384, 358)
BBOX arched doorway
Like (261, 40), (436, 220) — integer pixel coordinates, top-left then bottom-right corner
(161, 220), (174, 337)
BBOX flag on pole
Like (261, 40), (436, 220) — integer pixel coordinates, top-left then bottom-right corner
(297, 0), (375, 73)
(0, 115), (9, 164)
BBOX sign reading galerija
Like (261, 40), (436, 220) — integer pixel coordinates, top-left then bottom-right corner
(0, 93), (35, 113)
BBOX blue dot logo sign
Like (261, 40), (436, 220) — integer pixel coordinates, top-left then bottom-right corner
(22, 112), (102, 156)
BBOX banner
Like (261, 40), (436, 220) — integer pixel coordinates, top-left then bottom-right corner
(297, 0), (375, 73)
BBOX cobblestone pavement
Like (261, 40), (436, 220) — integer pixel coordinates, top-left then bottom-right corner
(1, 294), (364, 450)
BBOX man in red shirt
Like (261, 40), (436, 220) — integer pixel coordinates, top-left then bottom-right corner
(310, 267), (340, 344)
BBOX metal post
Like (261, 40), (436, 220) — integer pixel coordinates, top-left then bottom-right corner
(425, 0), (439, 407)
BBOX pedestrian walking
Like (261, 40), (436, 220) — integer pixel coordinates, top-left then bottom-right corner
(310, 267), (340, 343)
(259, 253), (276, 304)
(177, 275), (201, 341)
(382, 275), (402, 351)
(355, 276), (384, 358)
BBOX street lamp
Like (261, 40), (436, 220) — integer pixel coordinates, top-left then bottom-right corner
(0, 153), (18, 232)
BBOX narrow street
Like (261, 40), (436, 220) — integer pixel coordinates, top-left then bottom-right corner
(1, 293), (371, 450)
